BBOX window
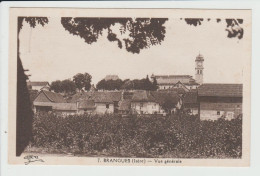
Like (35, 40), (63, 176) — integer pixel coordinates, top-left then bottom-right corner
(197, 70), (199, 74)
(106, 104), (109, 109)
(140, 103), (143, 108)
(217, 111), (220, 115)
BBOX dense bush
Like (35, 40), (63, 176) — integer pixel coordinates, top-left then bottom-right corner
(29, 112), (242, 158)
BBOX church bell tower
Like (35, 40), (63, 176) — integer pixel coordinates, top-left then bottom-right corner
(195, 53), (204, 84)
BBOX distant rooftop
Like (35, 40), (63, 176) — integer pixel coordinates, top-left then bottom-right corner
(104, 75), (120, 81)
(152, 75), (192, 78)
(151, 75), (196, 85)
(27, 81), (49, 87)
(198, 84), (242, 97)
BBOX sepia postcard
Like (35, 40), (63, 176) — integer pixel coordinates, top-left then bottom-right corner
(8, 7), (251, 166)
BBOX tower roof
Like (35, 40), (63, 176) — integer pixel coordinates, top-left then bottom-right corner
(195, 53), (204, 61)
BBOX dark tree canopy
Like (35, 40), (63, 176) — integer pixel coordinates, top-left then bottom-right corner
(18, 17), (49, 33)
(50, 80), (63, 93)
(61, 79), (76, 94)
(73, 73), (92, 91)
(225, 19), (244, 39)
(182, 18), (244, 39)
(120, 77), (157, 91)
(61, 17), (168, 54)
(184, 18), (204, 26)
(50, 79), (76, 94)
(96, 79), (124, 90)
(161, 96), (177, 114)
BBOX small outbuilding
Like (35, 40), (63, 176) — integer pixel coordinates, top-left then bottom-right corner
(198, 84), (243, 120)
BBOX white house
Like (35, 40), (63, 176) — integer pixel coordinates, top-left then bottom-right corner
(131, 91), (181, 115)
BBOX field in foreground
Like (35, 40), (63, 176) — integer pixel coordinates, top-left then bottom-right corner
(25, 112), (242, 158)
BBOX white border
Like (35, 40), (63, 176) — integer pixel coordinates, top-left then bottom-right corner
(1, 1), (260, 176)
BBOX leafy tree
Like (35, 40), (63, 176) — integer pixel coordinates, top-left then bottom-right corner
(96, 79), (123, 90)
(61, 17), (168, 54)
(50, 80), (63, 93)
(182, 18), (244, 39)
(152, 77), (158, 91)
(144, 75), (153, 91)
(121, 79), (134, 90)
(61, 79), (76, 94)
(73, 73), (92, 91)
(161, 96), (177, 114)
(119, 76), (155, 91)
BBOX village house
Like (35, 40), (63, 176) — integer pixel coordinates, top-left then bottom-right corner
(130, 91), (160, 114)
(118, 91), (133, 114)
(70, 91), (122, 114)
(198, 84), (243, 121)
(151, 53), (204, 90)
(76, 100), (96, 114)
(33, 90), (67, 112)
(183, 91), (199, 115)
(130, 91), (181, 115)
(27, 81), (50, 91)
(52, 103), (77, 116)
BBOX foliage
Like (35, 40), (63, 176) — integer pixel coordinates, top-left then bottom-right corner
(18, 17), (49, 33)
(120, 76), (157, 91)
(95, 76), (158, 91)
(28, 89), (39, 104)
(152, 77), (159, 91)
(161, 96), (177, 114)
(182, 18), (244, 39)
(50, 79), (76, 94)
(30, 112), (242, 158)
(61, 79), (76, 94)
(50, 80), (63, 93)
(96, 79), (124, 90)
(61, 17), (168, 54)
(73, 73), (92, 91)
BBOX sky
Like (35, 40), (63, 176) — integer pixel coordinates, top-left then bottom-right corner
(19, 16), (250, 85)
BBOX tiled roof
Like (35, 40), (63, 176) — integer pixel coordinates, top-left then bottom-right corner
(151, 91), (180, 105)
(198, 84), (243, 97)
(122, 91), (134, 100)
(131, 91), (156, 102)
(52, 103), (77, 111)
(153, 75), (194, 85)
(41, 90), (67, 103)
(71, 91), (122, 103)
(154, 75), (192, 78)
(27, 81), (49, 86)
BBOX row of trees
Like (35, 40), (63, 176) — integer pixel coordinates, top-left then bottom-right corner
(51, 74), (158, 93)
(50, 73), (92, 93)
(96, 75), (158, 91)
